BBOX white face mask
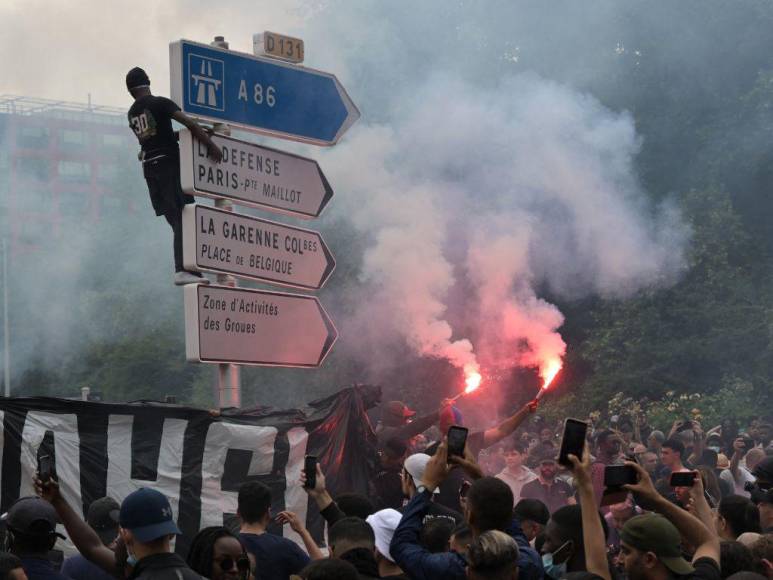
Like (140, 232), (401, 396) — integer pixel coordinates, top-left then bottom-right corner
(542, 552), (568, 579)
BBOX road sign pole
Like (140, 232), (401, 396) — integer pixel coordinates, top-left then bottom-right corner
(211, 36), (241, 410)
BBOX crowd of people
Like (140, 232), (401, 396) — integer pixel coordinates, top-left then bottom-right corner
(0, 396), (771, 580)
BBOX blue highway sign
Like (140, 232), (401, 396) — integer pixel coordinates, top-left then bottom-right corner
(170, 39), (360, 146)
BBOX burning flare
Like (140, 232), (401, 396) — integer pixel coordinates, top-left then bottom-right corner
(464, 365), (483, 394)
(540, 358), (563, 391)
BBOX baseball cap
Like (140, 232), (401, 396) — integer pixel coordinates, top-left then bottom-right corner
(87, 497), (120, 545)
(366, 509), (402, 562)
(620, 514), (694, 575)
(385, 401), (415, 420)
(3, 497), (65, 539)
(126, 67), (150, 90)
(119, 488), (180, 543)
(752, 456), (773, 482)
(404, 454), (440, 494)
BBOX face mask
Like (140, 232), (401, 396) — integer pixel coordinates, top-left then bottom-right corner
(708, 446), (720, 453)
(126, 550), (138, 568)
(542, 552), (568, 579)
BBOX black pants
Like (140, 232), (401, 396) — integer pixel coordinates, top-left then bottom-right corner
(164, 208), (184, 272)
(142, 154), (193, 273)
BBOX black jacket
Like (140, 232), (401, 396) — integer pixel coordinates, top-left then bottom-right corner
(129, 553), (203, 580)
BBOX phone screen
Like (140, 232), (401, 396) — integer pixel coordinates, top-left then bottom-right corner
(38, 455), (52, 483)
(558, 419), (588, 467)
(303, 455), (317, 489)
(604, 465), (637, 487)
(669, 471), (697, 487)
(447, 426), (469, 458)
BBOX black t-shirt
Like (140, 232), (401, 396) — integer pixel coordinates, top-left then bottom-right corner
(128, 95), (180, 155)
(680, 557), (721, 580)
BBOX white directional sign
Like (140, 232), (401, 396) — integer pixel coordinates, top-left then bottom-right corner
(184, 284), (337, 367)
(179, 129), (333, 218)
(182, 204), (335, 290)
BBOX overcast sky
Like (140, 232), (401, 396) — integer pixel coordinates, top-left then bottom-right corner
(0, 0), (312, 107)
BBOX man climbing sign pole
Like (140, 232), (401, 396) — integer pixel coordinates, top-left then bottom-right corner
(125, 67), (223, 285)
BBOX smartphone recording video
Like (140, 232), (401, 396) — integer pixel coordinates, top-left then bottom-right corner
(38, 454), (53, 483)
(303, 455), (317, 489)
(447, 426), (469, 458)
(669, 471), (697, 487)
(604, 465), (638, 488)
(558, 419), (588, 467)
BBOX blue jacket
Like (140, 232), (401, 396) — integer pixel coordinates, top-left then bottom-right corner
(390, 490), (544, 580)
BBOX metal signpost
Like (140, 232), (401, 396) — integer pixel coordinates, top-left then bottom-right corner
(178, 129), (334, 218)
(174, 34), (358, 409)
(182, 204), (335, 290)
(184, 284), (337, 367)
(169, 39), (360, 145)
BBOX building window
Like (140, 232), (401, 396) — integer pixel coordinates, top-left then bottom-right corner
(16, 157), (49, 181)
(59, 190), (91, 216)
(99, 194), (128, 216)
(60, 129), (87, 148)
(17, 125), (49, 148)
(97, 163), (119, 183)
(101, 133), (125, 148)
(13, 185), (49, 211)
(58, 160), (91, 182)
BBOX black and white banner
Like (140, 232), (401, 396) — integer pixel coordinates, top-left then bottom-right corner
(0, 385), (379, 555)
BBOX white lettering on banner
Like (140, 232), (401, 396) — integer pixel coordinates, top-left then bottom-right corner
(105, 415), (187, 525)
(282, 428), (309, 548)
(21, 412), (82, 539)
(199, 423), (278, 529)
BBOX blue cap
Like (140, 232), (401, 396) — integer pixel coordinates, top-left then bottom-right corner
(119, 488), (180, 542)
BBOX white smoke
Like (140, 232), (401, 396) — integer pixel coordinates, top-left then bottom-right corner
(324, 72), (687, 379)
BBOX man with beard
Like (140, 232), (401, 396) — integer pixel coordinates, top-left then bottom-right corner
(615, 462), (720, 580)
(590, 430), (623, 508)
(520, 456), (574, 514)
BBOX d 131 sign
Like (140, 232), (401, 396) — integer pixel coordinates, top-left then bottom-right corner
(184, 284), (337, 367)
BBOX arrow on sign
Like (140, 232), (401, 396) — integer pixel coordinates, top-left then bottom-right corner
(170, 39), (360, 146)
(182, 204), (335, 290)
(184, 284), (337, 367)
(179, 129), (333, 218)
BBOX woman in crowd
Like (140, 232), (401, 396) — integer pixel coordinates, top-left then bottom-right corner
(186, 527), (252, 580)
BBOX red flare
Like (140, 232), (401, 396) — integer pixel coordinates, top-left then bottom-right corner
(464, 371), (482, 394)
(540, 358), (562, 391)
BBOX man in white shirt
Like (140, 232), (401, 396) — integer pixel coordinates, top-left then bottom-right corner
(495, 442), (536, 504)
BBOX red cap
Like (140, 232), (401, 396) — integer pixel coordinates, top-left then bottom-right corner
(386, 401), (416, 420)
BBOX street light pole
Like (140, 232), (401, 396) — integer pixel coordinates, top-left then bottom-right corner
(3, 237), (10, 397)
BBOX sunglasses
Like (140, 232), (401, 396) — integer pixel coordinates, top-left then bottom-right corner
(217, 555), (250, 573)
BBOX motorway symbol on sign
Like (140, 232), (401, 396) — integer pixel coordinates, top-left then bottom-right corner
(179, 129), (333, 218)
(182, 204), (335, 290)
(184, 284), (337, 367)
(170, 39), (360, 146)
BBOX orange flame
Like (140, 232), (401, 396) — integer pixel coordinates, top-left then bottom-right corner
(540, 358), (562, 390)
(464, 368), (482, 394)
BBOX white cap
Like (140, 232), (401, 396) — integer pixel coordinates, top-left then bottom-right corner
(366, 509), (403, 562)
(404, 453), (439, 493)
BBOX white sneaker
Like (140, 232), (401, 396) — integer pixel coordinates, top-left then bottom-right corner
(174, 271), (210, 286)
